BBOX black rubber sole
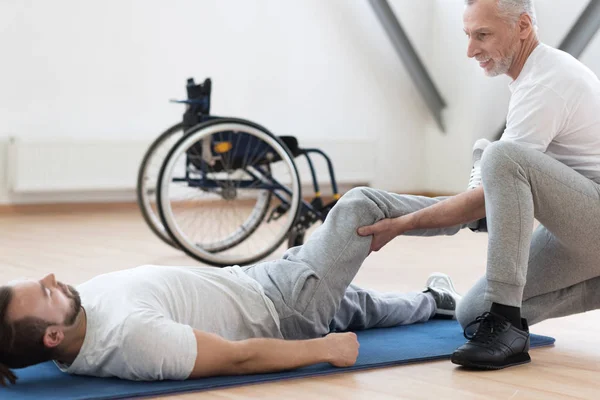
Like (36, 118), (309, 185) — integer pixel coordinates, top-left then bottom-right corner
(451, 352), (531, 370)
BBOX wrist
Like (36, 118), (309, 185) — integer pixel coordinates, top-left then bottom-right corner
(398, 213), (418, 232)
(408, 212), (419, 230)
(314, 337), (332, 364)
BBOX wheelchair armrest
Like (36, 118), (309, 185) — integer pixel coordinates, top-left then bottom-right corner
(278, 136), (302, 158)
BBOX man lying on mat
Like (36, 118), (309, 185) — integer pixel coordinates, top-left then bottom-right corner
(0, 187), (462, 385)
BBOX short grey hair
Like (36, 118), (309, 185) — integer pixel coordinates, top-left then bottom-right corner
(466, 0), (538, 27)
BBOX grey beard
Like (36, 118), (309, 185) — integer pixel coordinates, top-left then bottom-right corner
(486, 54), (514, 77)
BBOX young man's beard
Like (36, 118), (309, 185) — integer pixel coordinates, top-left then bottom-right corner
(61, 284), (82, 326)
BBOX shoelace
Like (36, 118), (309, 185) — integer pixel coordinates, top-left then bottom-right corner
(463, 312), (509, 344)
(467, 163), (482, 190)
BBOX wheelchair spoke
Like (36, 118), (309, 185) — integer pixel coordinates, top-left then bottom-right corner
(217, 129), (232, 173)
(244, 141), (272, 176)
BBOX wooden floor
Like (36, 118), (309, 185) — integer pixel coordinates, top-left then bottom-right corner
(1, 206), (599, 399)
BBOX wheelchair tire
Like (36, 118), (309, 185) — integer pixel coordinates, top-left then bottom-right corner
(157, 118), (302, 267)
(136, 122), (185, 248)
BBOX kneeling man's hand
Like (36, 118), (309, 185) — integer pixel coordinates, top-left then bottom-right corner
(357, 216), (411, 252)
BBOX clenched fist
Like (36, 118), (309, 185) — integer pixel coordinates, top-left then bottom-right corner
(323, 332), (360, 367)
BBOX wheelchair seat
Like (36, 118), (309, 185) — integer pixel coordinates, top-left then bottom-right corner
(187, 133), (303, 173)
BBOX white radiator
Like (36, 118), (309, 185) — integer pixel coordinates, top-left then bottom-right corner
(7, 137), (149, 193)
(5, 137), (375, 194)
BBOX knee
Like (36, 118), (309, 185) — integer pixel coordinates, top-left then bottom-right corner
(339, 186), (372, 200)
(333, 186), (395, 225)
(455, 280), (490, 329)
(327, 187), (375, 222)
(336, 186), (376, 208)
(481, 141), (518, 170)
(480, 141), (523, 181)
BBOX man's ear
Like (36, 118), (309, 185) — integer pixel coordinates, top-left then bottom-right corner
(518, 14), (534, 39)
(43, 326), (64, 349)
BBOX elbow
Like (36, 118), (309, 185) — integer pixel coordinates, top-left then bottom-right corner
(227, 341), (255, 374)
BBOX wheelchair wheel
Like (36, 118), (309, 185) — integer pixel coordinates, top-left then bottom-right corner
(136, 122), (185, 247)
(157, 118), (302, 267)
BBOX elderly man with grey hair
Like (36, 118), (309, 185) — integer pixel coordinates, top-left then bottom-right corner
(358, 0), (600, 370)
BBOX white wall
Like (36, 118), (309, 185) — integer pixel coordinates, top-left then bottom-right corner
(0, 0), (436, 204)
(423, 0), (595, 193)
(3, 0), (599, 204)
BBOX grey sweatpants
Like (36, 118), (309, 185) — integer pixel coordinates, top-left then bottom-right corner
(243, 187), (460, 339)
(247, 140), (600, 336)
(456, 141), (600, 328)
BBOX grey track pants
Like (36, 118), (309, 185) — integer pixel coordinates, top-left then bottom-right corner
(457, 141), (600, 327)
(247, 140), (600, 335)
(243, 187), (462, 339)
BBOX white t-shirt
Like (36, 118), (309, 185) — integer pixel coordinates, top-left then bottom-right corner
(57, 265), (282, 381)
(501, 43), (600, 183)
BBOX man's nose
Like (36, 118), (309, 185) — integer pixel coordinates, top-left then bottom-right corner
(41, 273), (57, 287)
(467, 39), (480, 58)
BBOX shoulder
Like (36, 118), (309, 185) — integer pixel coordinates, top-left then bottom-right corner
(527, 44), (599, 94)
(119, 314), (197, 380)
(509, 82), (567, 114)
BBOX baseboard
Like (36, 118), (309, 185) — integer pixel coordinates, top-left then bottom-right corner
(0, 201), (141, 215)
(0, 188), (456, 215)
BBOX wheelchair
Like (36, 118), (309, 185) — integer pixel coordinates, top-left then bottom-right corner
(137, 78), (342, 267)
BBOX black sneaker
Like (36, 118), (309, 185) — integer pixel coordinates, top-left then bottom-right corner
(423, 273), (462, 319)
(451, 312), (531, 370)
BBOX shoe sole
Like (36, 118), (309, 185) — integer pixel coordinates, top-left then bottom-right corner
(451, 352), (531, 370)
(434, 309), (455, 317)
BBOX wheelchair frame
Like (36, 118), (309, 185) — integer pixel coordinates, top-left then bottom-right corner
(137, 77), (343, 265)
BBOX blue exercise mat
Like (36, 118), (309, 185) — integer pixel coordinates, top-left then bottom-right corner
(4, 320), (555, 400)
